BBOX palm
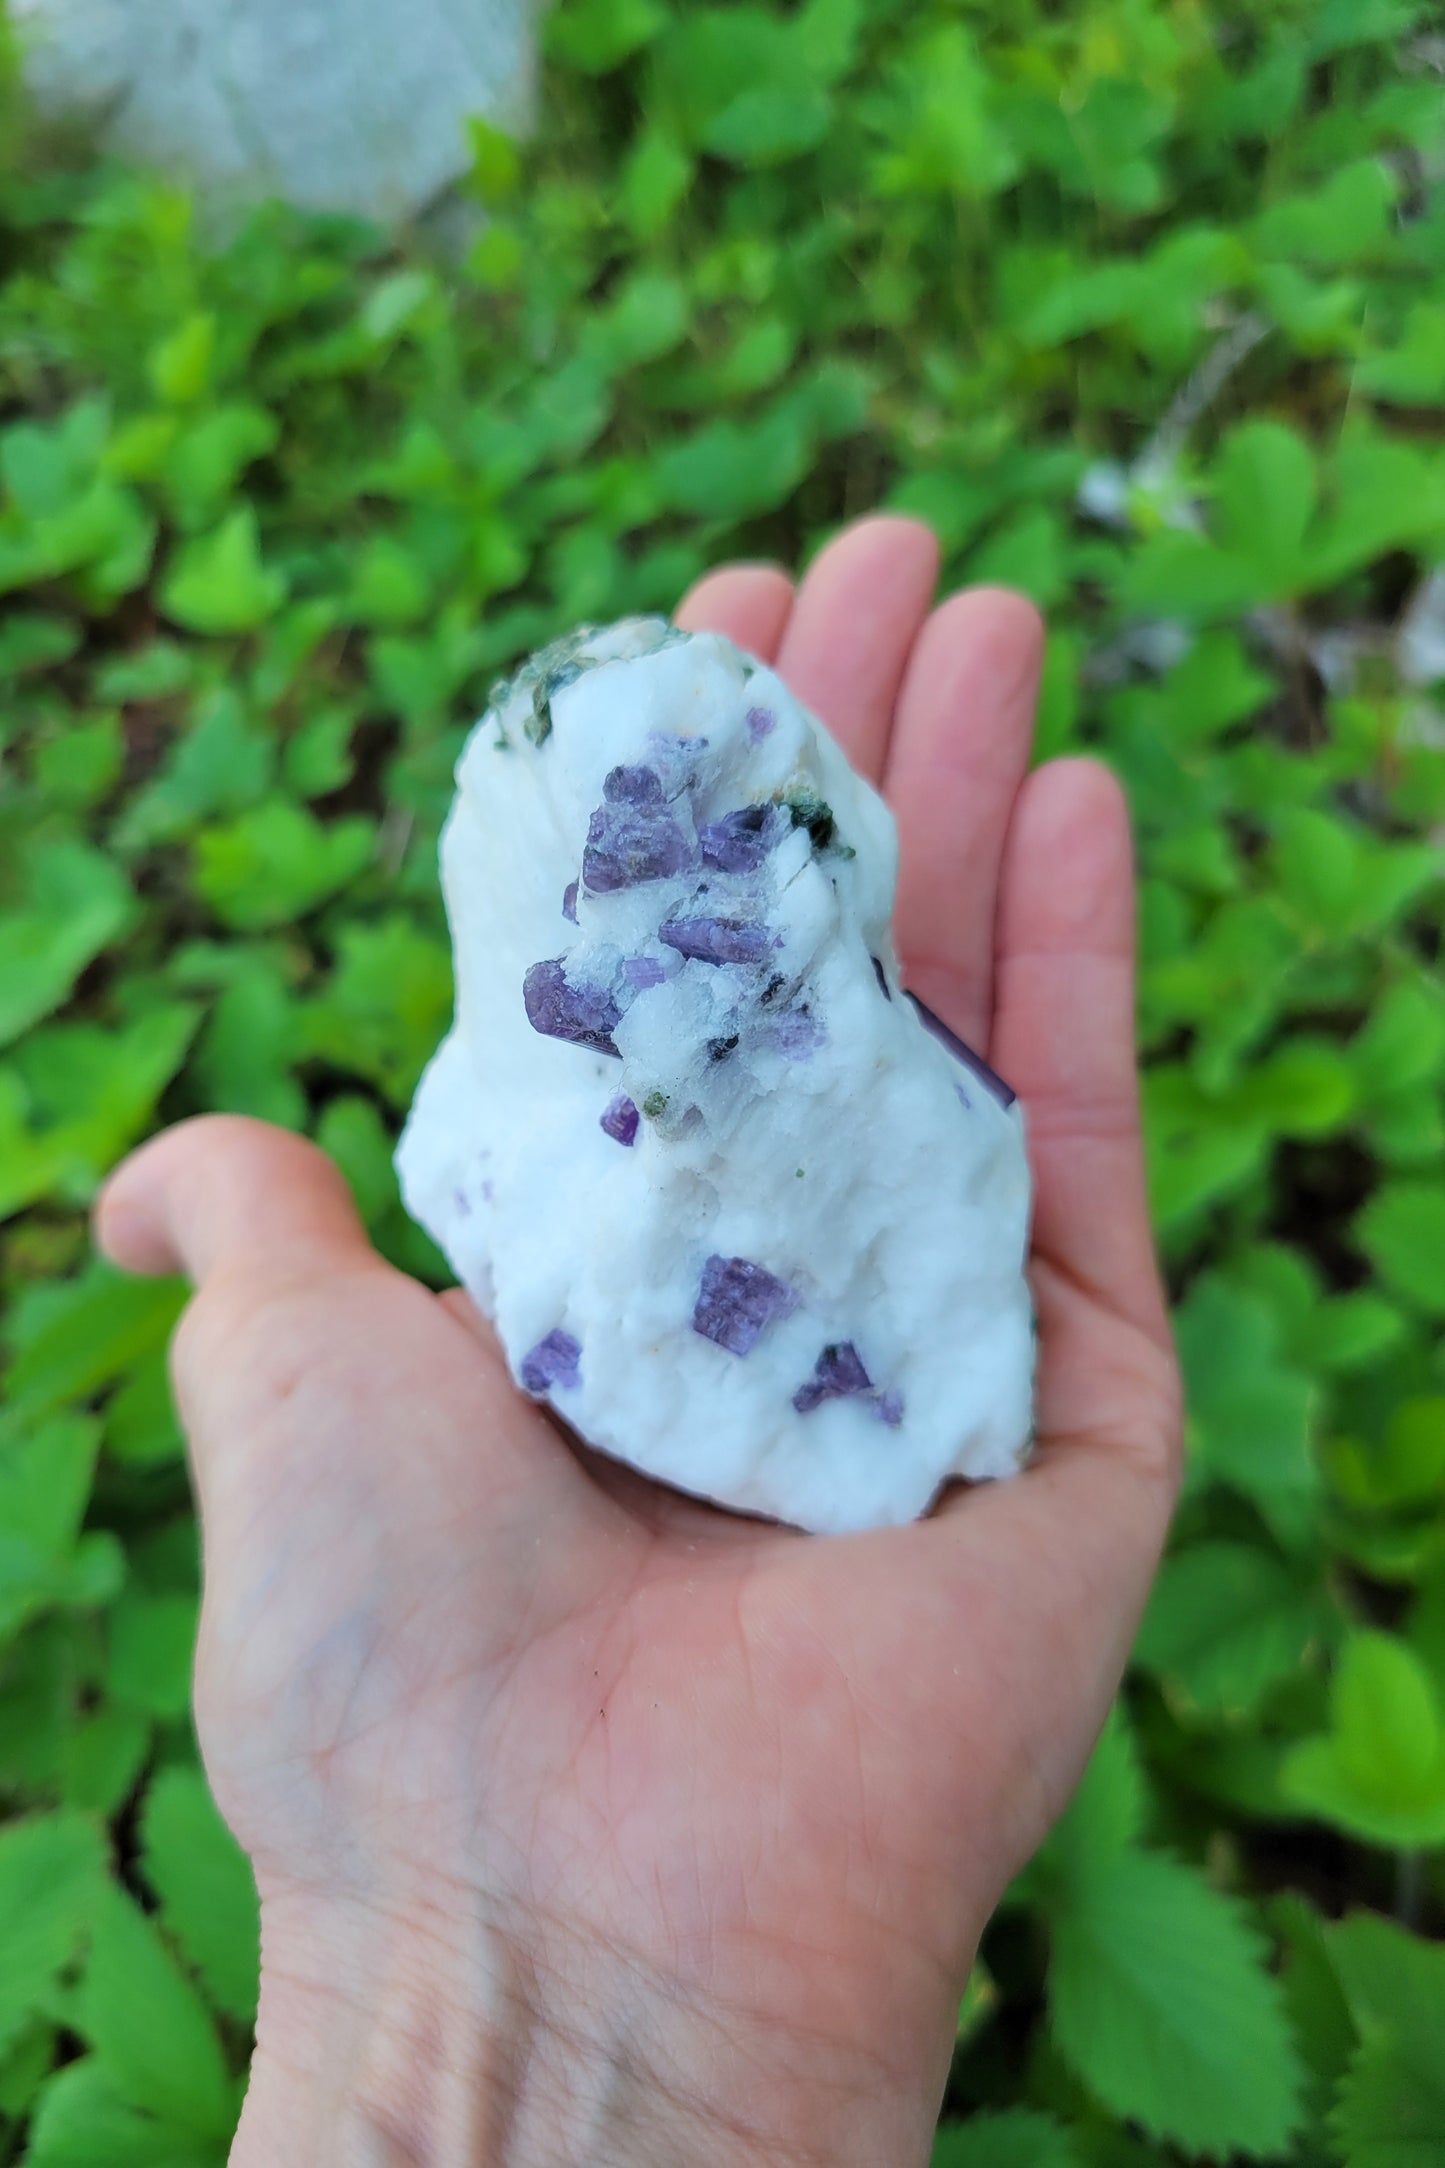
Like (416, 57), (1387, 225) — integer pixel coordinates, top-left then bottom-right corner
(100, 517), (1181, 2151)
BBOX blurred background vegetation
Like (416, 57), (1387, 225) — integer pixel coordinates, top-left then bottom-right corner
(1, 0), (1443, 2160)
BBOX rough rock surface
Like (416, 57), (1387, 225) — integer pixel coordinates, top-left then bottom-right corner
(397, 619), (1035, 1534)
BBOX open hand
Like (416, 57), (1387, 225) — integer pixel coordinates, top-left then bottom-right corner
(98, 516), (1182, 2168)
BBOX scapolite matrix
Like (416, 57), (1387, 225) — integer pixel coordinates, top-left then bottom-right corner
(396, 619), (1034, 1533)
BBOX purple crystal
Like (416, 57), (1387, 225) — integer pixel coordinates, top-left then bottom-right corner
(699, 804), (780, 875)
(793, 1341), (873, 1415)
(872, 956), (891, 1001)
(621, 954), (667, 990)
(520, 1328), (581, 1395)
(906, 993), (1016, 1109)
(692, 1255), (798, 1357)
(600, 1093), (640, 1146)
(768, 1010), (827, 1059)
(645, 732), (709, 792)
(562, 880), (579, 924)
(523, 959), (622, 1057)
(582, 785), (694, 893)
(745, 704), (776, 742)
(876, 1388), (905, 1428)
(603, 764), (665, 807)
(660, 915), (773, 967)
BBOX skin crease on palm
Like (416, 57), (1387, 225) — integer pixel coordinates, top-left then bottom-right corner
(96, 516), (1185, 2168)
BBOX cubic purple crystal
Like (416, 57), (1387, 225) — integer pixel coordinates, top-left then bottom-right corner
(660, 915), (773, 967)
(523, 958), (622, 1057)
(906, 993), (1016, 1109)
(603, 764), (665, 807)
(699, 805), (780, 875)
(621, 954), (667, 990)
(521, 1328), (582, 1394)
(692, 1255), (798, 1357)
(745, 704), (776, 742)
(875, 1388), (905, 1428)
(793, 1341), (873, 1415)
(600, 1093), (640, 1146)
(582, 776), (694, 893)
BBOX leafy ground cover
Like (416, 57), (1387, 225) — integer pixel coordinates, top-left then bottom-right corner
(1, 0), (1443, 2159)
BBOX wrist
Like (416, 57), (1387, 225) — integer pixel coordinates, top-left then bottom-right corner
(231, 1878), (945, 2168)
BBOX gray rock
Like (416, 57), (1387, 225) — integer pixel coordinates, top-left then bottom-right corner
(13, 0), (536, 225)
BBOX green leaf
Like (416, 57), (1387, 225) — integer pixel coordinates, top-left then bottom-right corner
(0, 611), (80, 679)
(4, 1268), (186, 1422)
(584, 271), (690, 372)
(1049, 1706), (1147, 1875)
(192, 799), (373, 930)
(703, 83), (833, 165)
(0, 2016), (57, 2118)
(148, 313), (216, 404)
(0, 1411), (98, 1559)
(1271, 1892), (1358, 2121)
(300, 915), (452, 1105)
(1356, 1181), (1445, 1315)
(0, 1812), (106, 2059)
(79, 1882), (234, 2136)
(283, 700), (359, 800)
(874, 25), (1018, 198)
(1135, 1542), (1325, 1718)
(25, 2058), (225, 2168)
(63, 1703), (150, 1816)
(31, 711), (123, 810)
(345, 535), (432, 628)
(192, 956), (304, 1128)
(1174, 1275), (1319, 1545)
(1335, 2032), (1445, 2168)
(1048, 1847), (1303, 2156)
(655, 410), (809, 521)
(360, 268), (438, 345)
(544, 0), (666, 73)
(160, 507), (287, 634)
(1252, 159), (1397, 270)
(117, 687), (274, 847)
(1331, 1399), (1445, 1511)
(933, 2109), (1079, 2167)
(1282, 1633), (1445, 1847)
(141, 1766), (260, 2023)
(1352, 979), (1445, 1097)
(1326, 1909), (1445, 2037)
(104, 1350), (185, 1469)
(162, 403), (279, 526)
(619, 127), (692, 240)
(106, 1590), (198, 1721)
(1356, 302), (1445, 405)
(1325, 1914), (1445, 2168)
(0, 1413), (122, 1630)
(1, 1004), (199, 1217)
(463, 116), (521, 200)
(0, 840), (135, 1049)
(1229, 1040), (1355, 1138)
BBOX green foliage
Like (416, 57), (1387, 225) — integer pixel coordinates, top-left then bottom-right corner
(0, 0), (1442, 2158)
(1325, 1915), (1445, 2168)
(1042, 1717), (1304, 2156)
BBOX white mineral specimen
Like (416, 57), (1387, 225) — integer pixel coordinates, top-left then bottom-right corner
(396, 619), (1035, 1534)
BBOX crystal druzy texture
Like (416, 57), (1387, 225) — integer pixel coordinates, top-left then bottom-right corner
(396, 619), (1035, 1534)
